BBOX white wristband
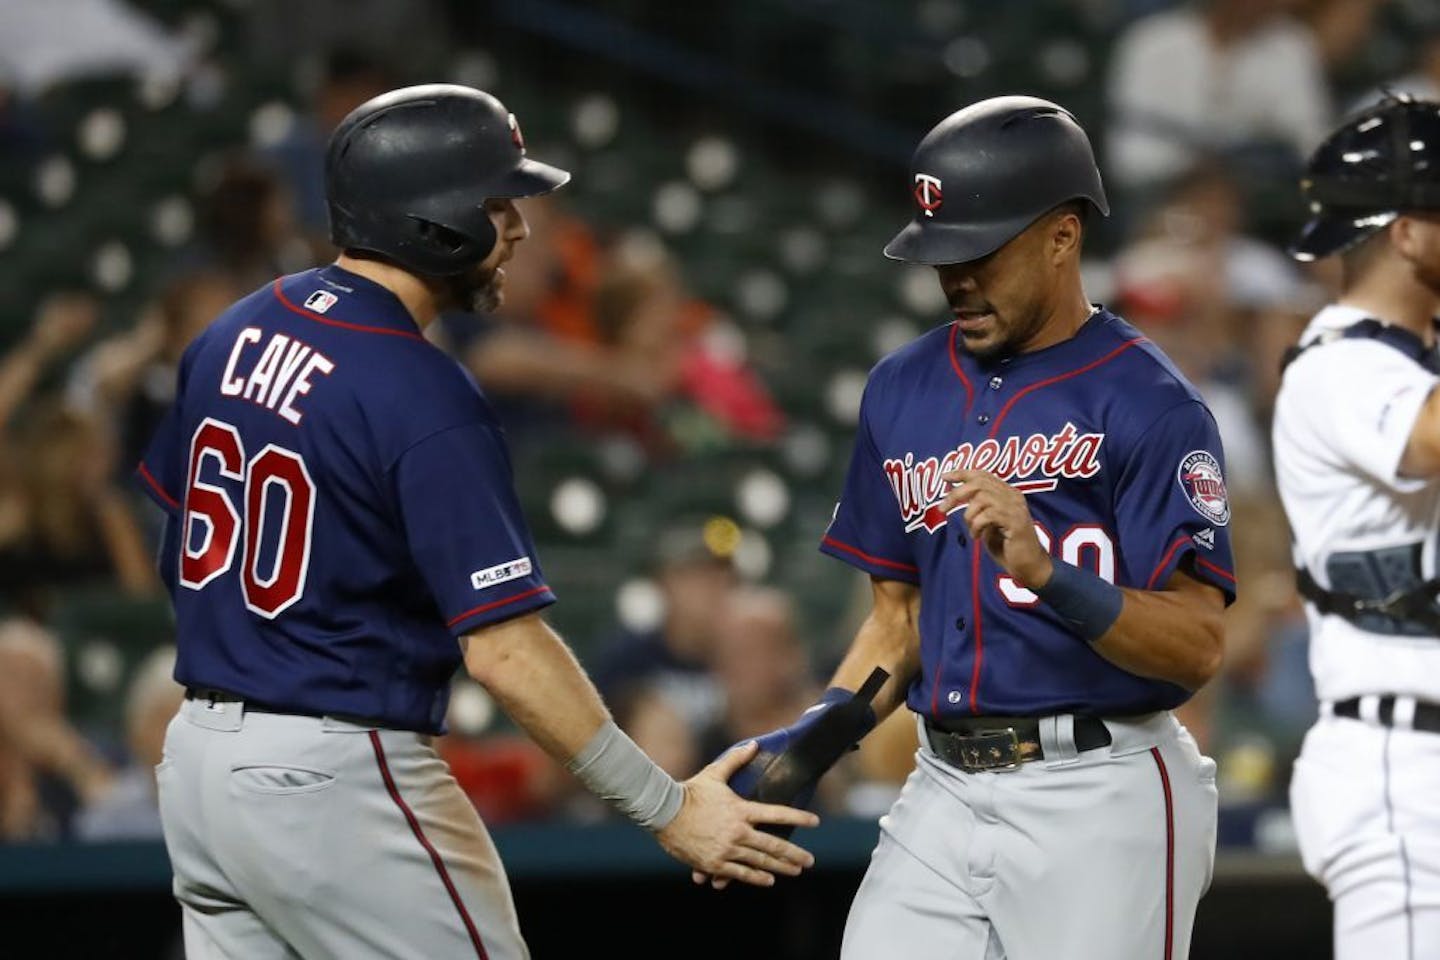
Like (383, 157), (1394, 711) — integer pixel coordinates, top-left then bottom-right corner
(567, 720), (684, 830)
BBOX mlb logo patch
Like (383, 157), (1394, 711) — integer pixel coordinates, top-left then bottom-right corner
(471, 557), (533, 591)
(304, 290), (338, 314)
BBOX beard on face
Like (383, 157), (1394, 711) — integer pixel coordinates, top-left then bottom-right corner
(443, 263), (504, 314)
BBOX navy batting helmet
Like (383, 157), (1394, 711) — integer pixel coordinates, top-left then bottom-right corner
(326, 84), (570, 277)
(1290, 94), (1440, 262)
(885, 96), (1109, 266)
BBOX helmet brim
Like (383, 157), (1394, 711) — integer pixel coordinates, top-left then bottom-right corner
(489, 158), (571, 198)
(883, 210), (1044, 266)
(1288, 210), (1397, 262)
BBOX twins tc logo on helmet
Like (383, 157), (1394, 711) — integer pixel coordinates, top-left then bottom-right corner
(1178, 450), (1229, 526)
(507, 113), (526, 153)
(914, 174), (943, 218)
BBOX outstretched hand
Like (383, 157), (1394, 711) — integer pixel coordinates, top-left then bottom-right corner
(654, 741), (819, 889)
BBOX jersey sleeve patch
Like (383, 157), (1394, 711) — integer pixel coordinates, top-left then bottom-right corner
(1176, 450), (1229, 526)
(1115, 402), (1236, 605)
(392, 422), (556, 638)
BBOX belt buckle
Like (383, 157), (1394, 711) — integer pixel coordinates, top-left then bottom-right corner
(954, 727), (1022, 773)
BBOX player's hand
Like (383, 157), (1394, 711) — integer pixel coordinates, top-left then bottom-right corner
(939, 469), (1053, 588)
(654, 741), (819, 889)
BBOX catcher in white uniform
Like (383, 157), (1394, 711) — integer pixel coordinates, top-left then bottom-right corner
(1275, 94), (1440, 960)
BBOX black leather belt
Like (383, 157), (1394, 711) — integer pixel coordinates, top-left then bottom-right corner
(1333, 695), (1440, 733)
(185, 690), (329, 719)
(924, 715), (1112, 773)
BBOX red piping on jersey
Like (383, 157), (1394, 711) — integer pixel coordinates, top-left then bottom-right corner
(986, 338), (1147, 440)
(821, 536), (920, 574)
(947, 324), (975, 415)
(1195, 557), (1235, 584)
(272, 280), (425, 341)
(446, 585), (552, 628)
(1146, 536), (1193, 590)
(962, 336), (1146, 715)
(370, 732), (489, 959)
(137, 463), (180, 510)
(1150, 746), (1176, 960)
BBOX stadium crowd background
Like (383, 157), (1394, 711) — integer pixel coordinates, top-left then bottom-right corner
(0, 0), (1438, 865)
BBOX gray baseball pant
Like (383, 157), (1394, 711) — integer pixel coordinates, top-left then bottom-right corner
(158, 696), (527, 959)
(842, 711), (1217, 960)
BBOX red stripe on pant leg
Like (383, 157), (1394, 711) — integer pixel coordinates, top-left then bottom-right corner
(1150, 746), (1175, 960)
(370, 731), (489, 959)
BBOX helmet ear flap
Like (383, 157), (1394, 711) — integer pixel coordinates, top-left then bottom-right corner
(407, 215), (496, 270)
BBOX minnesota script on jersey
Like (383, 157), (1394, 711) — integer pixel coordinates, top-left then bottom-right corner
(822, 308), (1236, 718)
(136, 266), (556, 733)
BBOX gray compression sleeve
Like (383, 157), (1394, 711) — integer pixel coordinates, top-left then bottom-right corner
(567, 720), (684, 830)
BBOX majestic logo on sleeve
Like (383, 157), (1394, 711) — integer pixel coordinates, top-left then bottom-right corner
(913, 174), (943, 217)
(885, 422), (1104, 534)
(1178, 451), (1229, 526)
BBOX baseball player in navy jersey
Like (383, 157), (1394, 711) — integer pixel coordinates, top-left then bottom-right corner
(1276, 95), (1440, 960)
(720, 97), (1234, 958)
(134, 84), (817, 960)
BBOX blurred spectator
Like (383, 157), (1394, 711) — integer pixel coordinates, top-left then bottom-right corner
(261, 50), (396, 236)
(1354, 19), (1440, 107)
(611, 682), (698, 781)
(590, 522), (737, 735)
(68, 270), (238, 475)
(0, 294), (98, 435)
(0, 0), (191, 97)
(446, 199), (665, 440)
(76, 646), (184, 841)
(585, 233), (785, 453)
(1296, 0), (1387, 74)
(0, 401), (158, 617)
(696, 587), (818, 763)
(1107, 0), (1330, 197)
(1112, 163), (1320, 493)
(192, 156), (312, 291)
(0, 619), (113, 841)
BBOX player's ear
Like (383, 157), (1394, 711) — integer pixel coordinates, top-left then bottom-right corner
(1049, 208), (1082, 264)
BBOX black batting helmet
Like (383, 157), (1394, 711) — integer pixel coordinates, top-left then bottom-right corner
(885, 96), (1109, 266)
(326, 84), (570, 277)
(1290, 94), (1440, 262)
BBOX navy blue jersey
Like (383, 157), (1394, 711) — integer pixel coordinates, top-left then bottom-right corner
(136, 265), (555, 733)
(821, 308), (1235, 720)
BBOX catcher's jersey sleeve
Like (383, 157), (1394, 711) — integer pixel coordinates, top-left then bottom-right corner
(1289, 339), (1437, 493)
(391, 421), (555, 637)
(821, 384), (920, 583)
(1112, 399), (1236, 602)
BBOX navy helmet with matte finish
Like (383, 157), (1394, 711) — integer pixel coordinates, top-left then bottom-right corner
(885, 96), (1109, 267)
(326, 84), (570, 277)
